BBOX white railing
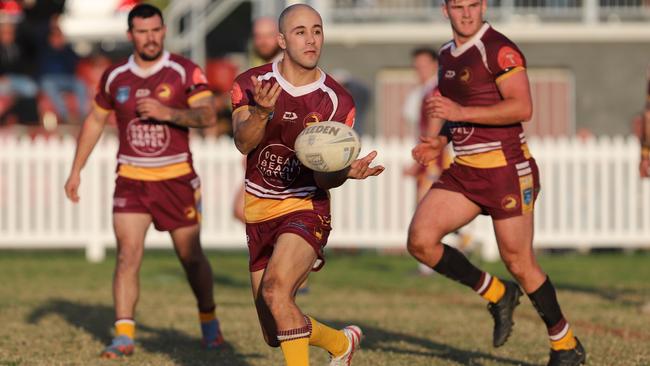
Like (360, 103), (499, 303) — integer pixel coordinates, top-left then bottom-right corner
(1, 135), (650, 262)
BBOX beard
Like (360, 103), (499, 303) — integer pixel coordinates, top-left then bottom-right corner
(138, 43), (163, 61)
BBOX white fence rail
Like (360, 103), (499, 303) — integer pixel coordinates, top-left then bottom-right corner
(1, 135), (649, 262)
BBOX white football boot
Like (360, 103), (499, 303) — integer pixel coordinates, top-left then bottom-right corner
(328, 325), (363, 366)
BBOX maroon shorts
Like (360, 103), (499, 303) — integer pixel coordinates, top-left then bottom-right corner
(246, 211), (332, 272)
(113, 173), (202, 231)
(432, 158), (541, 220)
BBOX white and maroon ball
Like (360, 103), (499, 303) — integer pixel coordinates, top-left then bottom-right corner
(294, 121), (361, 173)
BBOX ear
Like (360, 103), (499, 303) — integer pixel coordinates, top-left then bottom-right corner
(441, 3), (449, 19)
(127, 30), (133, 43)
(481, 0), (487, 15)
(278, 33), (287, 50)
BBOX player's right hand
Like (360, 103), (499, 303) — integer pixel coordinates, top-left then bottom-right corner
(251, 75), (281, 117)
(64, 173), (81, 203)
(412, 136), (445, 166)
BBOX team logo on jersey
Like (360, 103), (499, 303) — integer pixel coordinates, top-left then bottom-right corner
(303, 112), (323, 127)
(116, 86), (130, 104)
(282, 111), (298, 121)
(135, 89), (151, 98)
(498, 46), (524, 70)
(501, 194), (519, 211)
(444, 70), (456, 79)
(126, 118), (171, 156)
(460, 68), (472, 84)
(256, 144), (301, 189)
(155, 83), (173, 100)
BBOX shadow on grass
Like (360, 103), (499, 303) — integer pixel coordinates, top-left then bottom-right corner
(323, 319), (536, 366)
(554, 282), (646, 306)
(27, 299), (260, 366)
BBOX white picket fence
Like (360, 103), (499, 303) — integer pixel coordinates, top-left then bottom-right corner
(1, 134), (649, 262)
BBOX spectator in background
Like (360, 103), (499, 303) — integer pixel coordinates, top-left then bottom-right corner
(331, 69), (371, 136)
(402, 47), (446, 276)
(0, 20), (38, 125)
(250, 16), (282, 66)
(38, 26), (88, 124)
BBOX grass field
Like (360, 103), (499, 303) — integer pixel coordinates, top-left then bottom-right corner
(0, 249), (649, 366)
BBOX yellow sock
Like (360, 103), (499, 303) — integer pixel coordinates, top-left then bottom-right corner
(279, 338), (309, 366)
(115, 319), (135, 339)
(479, 275), (506, 303)
(307, 316), (349, 358)
(551, 327), (577, 351)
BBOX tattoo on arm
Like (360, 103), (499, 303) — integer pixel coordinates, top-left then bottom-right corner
(170, 106), (214, 128)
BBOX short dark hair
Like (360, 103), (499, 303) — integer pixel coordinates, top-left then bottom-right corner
(411, 47), (439, 62)
(128, 4), (164, 30)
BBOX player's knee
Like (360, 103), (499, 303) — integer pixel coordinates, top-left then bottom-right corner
(407, 226), (436, 260)
(502, 254), (528, 280)
(116, 246), (143, 270)
(260, 277), (289, 312)
(177, 249), (204, 268)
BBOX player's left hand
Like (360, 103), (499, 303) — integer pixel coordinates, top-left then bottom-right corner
(347, 150), (385, 179)
(136, 97), (172, 121)
(426, 95), (464, 122)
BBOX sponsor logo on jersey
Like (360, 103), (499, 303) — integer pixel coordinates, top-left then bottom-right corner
(450, 123), (475, 144)
(116, 86), (130, 104)
(135, 89), (151, 98)
(114, 197), (127, 207)
(282, 111), (299, 121)
(155, 83), (173, 100)
(256, 144), (301, 189)
(460, 68), (472, 84)
(444, 70), (456, 79)
(126, 118), (171, 156)
(501, 194), (519, 211)
(303, 112), (323, 127)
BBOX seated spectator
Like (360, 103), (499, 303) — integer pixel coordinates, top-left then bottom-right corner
(38, 25), (88, 124)
(0, 20), (38, 125)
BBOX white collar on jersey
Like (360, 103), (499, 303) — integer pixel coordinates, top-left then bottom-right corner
(270, 58), (326, 97)
(127, 50), (172, 79)
(450, 22), (491, 58)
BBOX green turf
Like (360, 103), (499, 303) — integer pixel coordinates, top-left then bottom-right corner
(0, 249), (648, 365)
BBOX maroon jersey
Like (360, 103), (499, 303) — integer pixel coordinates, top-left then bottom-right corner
(95, 51), (211, 180)
(438, 23), (531, 169)
(231, 60), (356, 223)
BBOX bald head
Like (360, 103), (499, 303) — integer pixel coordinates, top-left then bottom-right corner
(278, 4), (321, 35)
(252, 16), (280, 62)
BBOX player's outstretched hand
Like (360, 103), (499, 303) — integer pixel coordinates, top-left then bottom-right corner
(412, 136), (446, 166)
(347, 150), (385, 179)
(136, 97), (171, 121)
(426, 94), (464, 122)
(251, 75), (281, 117)
(64, 173), (80, 203)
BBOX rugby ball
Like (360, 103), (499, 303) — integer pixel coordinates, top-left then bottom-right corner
(294, 121), (361, 172)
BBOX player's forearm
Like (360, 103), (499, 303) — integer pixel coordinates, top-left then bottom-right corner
(168, 105), (216, 128)
(314, 168), (350, 190)
(460, 98), (532, 126)
(233, 108), (270, 154)
(70, 115), (105, 174)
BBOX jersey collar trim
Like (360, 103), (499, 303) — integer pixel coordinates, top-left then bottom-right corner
(271, 59), (326, 97)
(128, 50), (170, 79)
(450, 23), (491, 58)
